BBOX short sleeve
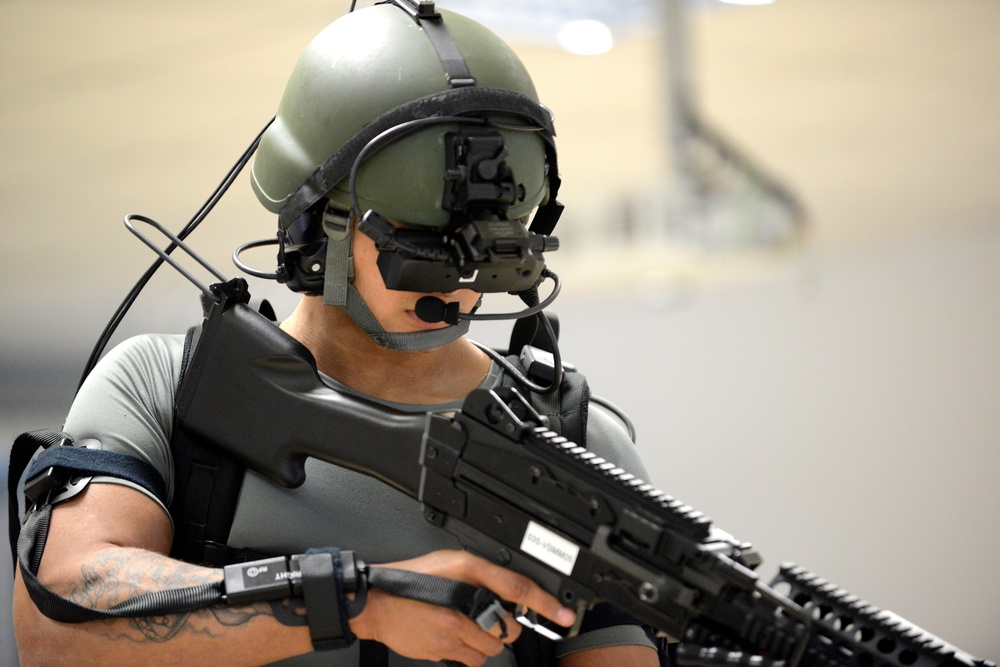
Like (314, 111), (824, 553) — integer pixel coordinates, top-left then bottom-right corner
(62, 333), (185, 503)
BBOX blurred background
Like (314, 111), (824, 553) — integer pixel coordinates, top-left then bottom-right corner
(2, 0), (998, 664)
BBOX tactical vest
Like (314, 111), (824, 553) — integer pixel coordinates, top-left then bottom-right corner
(8, 311), (660, 666)
(165, 309), (593, 667)
(167, 311), (590, 569)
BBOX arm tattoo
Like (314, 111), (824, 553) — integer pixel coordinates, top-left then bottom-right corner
(67, 547), (275, 644)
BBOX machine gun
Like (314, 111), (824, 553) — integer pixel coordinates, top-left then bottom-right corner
(173, 278), (993, 667)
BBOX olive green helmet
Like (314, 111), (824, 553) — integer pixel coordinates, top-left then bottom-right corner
(251, 2), (558, 230)
(248, 2), (561, 352)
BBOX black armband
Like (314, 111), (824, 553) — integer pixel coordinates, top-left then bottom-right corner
(223, 548), (367, 651)
(21, 435), (168, 510)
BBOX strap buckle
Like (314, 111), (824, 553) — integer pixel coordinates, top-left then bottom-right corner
(23, 438), (101, 511)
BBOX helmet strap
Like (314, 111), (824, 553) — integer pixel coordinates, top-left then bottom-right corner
(321, 207), (355, 307)
(342, 284), (471, 351)
(393, 0), (477, 89)
(320, 210), (470, 351)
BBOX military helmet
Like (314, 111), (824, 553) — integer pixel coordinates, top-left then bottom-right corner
(250, 2), (557, 229)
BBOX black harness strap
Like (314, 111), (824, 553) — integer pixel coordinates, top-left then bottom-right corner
(23, 444), (168, 502)
(392, 0), (477, 89)
(169, 438), (248, 566)
(8, 431), (169, 573)
(10, 435), (222, 624)
(169, 324), (250, 567)
(8, 430), (66, 570)
(18, 503), (223, 623)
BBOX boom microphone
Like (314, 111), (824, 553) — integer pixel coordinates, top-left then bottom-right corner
(415, 296), (462, 325)
(413, 271), (563, 326)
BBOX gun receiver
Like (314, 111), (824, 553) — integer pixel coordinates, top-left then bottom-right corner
(176, 280), (994, 667)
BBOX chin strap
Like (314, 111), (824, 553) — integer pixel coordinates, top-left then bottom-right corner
(343, 284), (471, 351)
(316, 210), (471, 352)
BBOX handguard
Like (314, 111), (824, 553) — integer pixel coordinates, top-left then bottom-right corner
(170, 278), (995, 667)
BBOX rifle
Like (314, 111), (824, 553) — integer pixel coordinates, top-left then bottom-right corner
(175, 279), (994, 667)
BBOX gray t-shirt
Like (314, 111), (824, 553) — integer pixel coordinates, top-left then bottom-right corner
(64, 333), (656, 666)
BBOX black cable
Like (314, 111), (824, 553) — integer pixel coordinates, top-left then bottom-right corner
(348, 115), (486, 219)
(232, 237), (282, 280)
(124, 214), (229, 298)
(473, 313), (563, 396)
(588, 395), (637, 444)
(471, 275), (564, 396)
(347, 113), (548, 221)
(459, 269), (561, 322)
(77, 116), (274, 391)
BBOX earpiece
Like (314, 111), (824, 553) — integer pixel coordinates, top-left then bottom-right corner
(277, 200), (333, 295)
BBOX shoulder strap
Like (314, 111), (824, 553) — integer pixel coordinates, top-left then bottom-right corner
(17, 501), (222, 623)
(8, 430), (65, 571)
(507, 310), (560, 357)
(9, 432), (222, 623)
(502, 311), (589, 446)
(499, 354), (589, 449)
(9, 431), (166, 571)
(168, 324), (251, 567)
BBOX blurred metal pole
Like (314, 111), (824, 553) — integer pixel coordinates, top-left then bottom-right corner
(656, 0), (807, 244)
(662, 0), (696, 182)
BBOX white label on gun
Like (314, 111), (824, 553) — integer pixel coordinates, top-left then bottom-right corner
(520, 521), (580, 575)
